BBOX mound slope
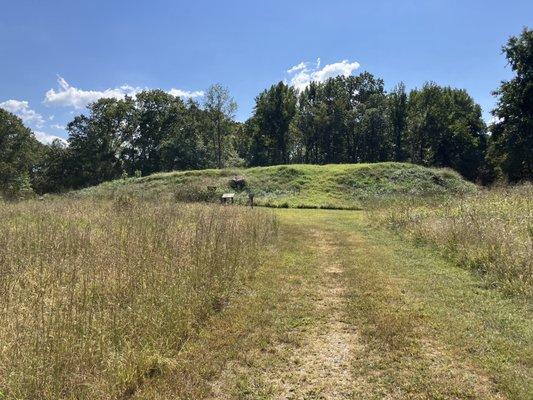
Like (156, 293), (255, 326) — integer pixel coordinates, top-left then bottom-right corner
(78, 163), (476, 209)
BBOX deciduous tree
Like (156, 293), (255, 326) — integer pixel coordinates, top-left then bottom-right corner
(488, 28), (533, 182)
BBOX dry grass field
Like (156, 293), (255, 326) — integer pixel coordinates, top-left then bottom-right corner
(0, 198), (276, 399)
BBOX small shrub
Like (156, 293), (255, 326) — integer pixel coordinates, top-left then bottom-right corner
(1, 173), (35, 201)
(113, 192), (136, 210)
(174, 180), (220, 203)
(229, 176), (246, 190)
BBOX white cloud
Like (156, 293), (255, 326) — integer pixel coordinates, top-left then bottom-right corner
(287, 62), (307, 74)
(50, 124), (66, 130)
(0, 99), (66, 145)
(286, 59), (361, 91)
(44, 76), (142, 109)
(34, 131), (67, 145)
(168, 88), (204, 98)
(312, 60), (360, 82)
(488, 115), (503, 125)
(0, 99), (45, 128)
(44, 76), (204, 109)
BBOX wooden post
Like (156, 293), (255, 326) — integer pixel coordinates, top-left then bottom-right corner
(248, 192), (254, 208)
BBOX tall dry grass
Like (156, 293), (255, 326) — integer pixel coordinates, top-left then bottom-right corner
(381, 184), (532, 299)
(0, 198), (277, 399)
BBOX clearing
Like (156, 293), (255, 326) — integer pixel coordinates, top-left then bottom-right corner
(132, 209), (532, 399)
(5, 164), (530, 399)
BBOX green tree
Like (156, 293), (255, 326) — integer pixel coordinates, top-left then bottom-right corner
(349, 73), (391, 162)
(66, 98), (129, 187)
(488, 28), (533, 182)
(233, 120), (254, 165)
(0, 109), (40, 198)
(249, 82), (297, 165)
(293, 81), (321, 163)
(31, 139), (71, 194)
(204, 84), (237, 168)
(159, 99), (211, 171)
(293, 73), (391, 164)
(388, 82), (408, 161)
(406, 83), (487, 180)
(133, 90), (184, 175)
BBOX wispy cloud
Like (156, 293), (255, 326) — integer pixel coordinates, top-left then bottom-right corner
(286, 59), (360, 91)
(287, 62), (307, 74)
(34, 131), (67, 145)
(168, 88), (204, 98)
(0, 99), (45, 128)
(44, 76), (204, 109)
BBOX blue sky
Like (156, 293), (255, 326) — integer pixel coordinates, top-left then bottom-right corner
(1, 0), (531, 143)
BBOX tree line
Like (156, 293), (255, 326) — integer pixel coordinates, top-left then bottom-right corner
(1, 28), (531, 199)
(245, 76), (488, 182)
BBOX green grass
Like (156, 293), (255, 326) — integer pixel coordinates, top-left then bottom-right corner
(377, 184), (533, 299)
(258, 209), (531, 398)
(75, 162), (477, 209)
(288, 209), (531, 399)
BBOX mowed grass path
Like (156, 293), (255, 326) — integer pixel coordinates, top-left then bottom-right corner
(132, 209), (532, 399)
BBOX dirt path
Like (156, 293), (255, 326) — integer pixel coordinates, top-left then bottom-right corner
(260, 230), (362, 399)
(210, 228), (364, 399)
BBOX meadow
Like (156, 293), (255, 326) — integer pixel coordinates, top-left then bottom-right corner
(379, 184), (532, 299)
(0, 12), (530, 398)
(0, 198), (276, 399)
(0, 164), (531, 399)
(76, 162), (532, 299)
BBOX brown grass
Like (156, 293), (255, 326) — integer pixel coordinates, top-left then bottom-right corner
(380, 184), (533, 298)
(0, 198), (276, 399)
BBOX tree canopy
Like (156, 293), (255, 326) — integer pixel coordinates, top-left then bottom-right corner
(488, 28), (533, 182)
(0, 109), (41, 198)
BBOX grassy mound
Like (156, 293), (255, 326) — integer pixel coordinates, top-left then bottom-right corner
(77, 163), (477, 209)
